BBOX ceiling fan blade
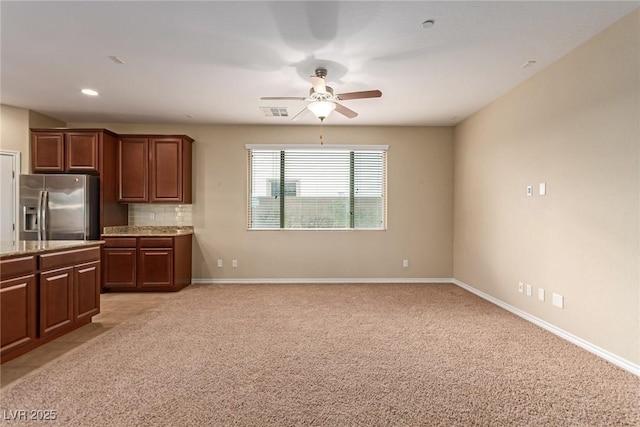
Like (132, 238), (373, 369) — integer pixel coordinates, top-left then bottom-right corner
(336, 90), (382, 100)
(310, 76), (327, 94)
(260, 96), (306, 101)
(334, 102), (358, 119)
(291, 106), (310, 121)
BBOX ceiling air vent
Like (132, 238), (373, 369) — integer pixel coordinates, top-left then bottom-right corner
(261, 107), (289, 117)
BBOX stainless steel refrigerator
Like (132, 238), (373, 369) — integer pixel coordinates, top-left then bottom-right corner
(19, 174), (99, 241)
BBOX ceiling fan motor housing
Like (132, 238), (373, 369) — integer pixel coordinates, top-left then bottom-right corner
(315, 68), (328, 78)
(309, 86), (334, 100)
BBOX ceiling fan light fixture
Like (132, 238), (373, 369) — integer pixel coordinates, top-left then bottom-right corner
(307, 100), (336, 120)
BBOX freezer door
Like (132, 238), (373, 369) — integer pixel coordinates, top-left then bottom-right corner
(44, 175), (93, 240)
(19, 175), (45, 241)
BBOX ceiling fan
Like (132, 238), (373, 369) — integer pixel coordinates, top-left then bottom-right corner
(261, 68), (382, 122)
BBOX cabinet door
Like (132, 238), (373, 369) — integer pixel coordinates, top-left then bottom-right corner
(31, 132), (65, 172)
(150, 138), (183, 202)
(139, 249), (173, 288)
(1, 275), (37, 356)
(66, 132), (99, 173)
(40, 267), (74, 337)
(118, 137), (149, 202)
(102, 248), (137, 289)
(74, 261), (100, 321)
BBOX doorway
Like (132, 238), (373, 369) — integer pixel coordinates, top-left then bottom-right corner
(0, 150), (21, 241)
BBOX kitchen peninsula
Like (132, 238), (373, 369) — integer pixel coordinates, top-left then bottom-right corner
(0, 240), (103, 363)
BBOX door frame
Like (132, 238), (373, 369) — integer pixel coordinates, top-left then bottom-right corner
(0, 150), (22, 241)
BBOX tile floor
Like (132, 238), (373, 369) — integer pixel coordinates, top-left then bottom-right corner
(1, 292), (172, 388)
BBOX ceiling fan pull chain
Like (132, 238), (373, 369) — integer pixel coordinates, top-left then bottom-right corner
(320, 122), (324, 145)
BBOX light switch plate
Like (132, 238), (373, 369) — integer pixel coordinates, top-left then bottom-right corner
(539, 183), (546, 195)
(538, 288), (545, 301)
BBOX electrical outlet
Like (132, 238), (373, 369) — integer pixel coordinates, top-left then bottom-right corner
(538, 288), (545, 301)
(402, 259), (409, 268)
(526, 185), (533, 196)
(518, 282), (524, 293)
(217, 259), (223, 268)
(232, 259), (238, 268)
(526, 283), (532, 296)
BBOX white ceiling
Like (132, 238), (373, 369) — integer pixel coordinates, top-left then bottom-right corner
(1, 1), (638, 126)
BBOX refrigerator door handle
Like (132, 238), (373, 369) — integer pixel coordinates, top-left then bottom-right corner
(37, 190), (45, 241)
(41, 190), (49, 240)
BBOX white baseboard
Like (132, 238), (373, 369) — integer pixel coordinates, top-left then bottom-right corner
(190, 276), (639, 377)
(192, 277), (453, 285)
(451, 279), (640, 377)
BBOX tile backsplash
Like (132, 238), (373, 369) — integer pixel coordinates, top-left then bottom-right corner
(128, 204), (192, 226)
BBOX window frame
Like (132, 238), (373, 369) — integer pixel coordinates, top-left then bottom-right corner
(246, 144), (388, 231)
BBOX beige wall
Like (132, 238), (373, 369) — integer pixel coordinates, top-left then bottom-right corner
(453, 10), (639, 363)
(0, 105), (65, 172)
(1, 105), (30, 172)
(68, 123), (454, 281)
(29, 110), (66, 129)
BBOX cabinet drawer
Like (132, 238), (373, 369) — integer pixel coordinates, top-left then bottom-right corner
(0, 256), (37, 281)
(102, 238), (137, 248)
(139, 237), (173, 248)
(40, 246), (101, 271)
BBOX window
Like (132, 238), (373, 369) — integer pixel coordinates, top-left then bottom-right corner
(247, 145), (387, 230)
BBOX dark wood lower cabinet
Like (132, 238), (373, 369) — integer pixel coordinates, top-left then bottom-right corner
(40, 267), (74, 337)
(74, 261), (101, 322)
(0, 274), (37, 356)
(101, 234), (192, 292)
(0, 245), (102, 364)
(103, 248), (137, 289)
(139, 249), (173, 288)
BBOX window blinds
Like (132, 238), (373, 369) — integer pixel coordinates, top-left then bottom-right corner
(247, 146), (387, 230)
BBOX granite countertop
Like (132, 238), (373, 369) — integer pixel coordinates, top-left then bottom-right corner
(102, 226), (194, 237)
(0, 240), (104, 258)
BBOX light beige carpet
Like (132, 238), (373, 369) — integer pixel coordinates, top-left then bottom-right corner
(1, 283), (638, 426)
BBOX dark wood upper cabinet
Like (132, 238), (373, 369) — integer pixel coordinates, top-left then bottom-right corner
(32, 130), (100, 173)
(66, 132), (100, 172)
(31, 132), (65, 172)
(150, 138), (187, 202)
(118, 135), (193, 203)
(118, 137), (149, 202)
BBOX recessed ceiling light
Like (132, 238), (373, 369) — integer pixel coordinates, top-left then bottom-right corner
(422, 20), (435, 29)
(108, 55), (125, 64)
(81, 88), (99, 96)
(521, 60), (537, 69)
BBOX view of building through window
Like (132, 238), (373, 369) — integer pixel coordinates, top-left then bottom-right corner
(248, 148), (386, 230)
